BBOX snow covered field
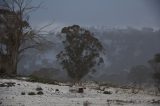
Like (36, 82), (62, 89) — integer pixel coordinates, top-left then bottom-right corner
(0, 79), (159, 106)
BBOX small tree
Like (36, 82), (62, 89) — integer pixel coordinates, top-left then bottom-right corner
(57, 25), (104, 82)
(148, 53), (160, 94)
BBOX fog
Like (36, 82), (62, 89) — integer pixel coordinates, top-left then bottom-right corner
(1, 1), (160, 105)
(31, 0), (160, 28)
(13, 0), (159, 83)
(18, 27), (160, 84)
(1, 0), (160, 83)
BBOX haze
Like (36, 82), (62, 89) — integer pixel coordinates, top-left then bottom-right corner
(31, 0), (160, 28)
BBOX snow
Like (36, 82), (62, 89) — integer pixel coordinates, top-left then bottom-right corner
(0, 79), (159, 106)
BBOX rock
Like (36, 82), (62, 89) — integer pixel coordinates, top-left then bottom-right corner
(55, 89), (59, 92)
(36, 87), (43, 91)
(0, 82), (15, 87)
(28, 92), (36, 95)
(103, 91), (112, 94)
(37, 91), (44, 95)
(21, 92), (25, 95)
(78, 88), (84, 93)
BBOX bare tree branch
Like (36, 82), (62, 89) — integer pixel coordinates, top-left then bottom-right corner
(0, 0), (54, 75)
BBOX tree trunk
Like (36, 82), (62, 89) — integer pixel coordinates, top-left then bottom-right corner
(9, 48), (19, 75)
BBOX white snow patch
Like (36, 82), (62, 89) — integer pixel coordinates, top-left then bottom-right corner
(0, 79), (159, 106)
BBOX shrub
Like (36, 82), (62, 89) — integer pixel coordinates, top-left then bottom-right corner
(37, 91), (44, 95)
(29, 75), (57, 84)
(28, 92), (36, 95)
(36, 87), (43, 91)
(103, 91), (112, 94)
(21, 92), (25, 95)
(55, 89), (59, 92)
(78, 88), (84, 93)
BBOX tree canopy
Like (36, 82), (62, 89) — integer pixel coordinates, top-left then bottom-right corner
(57, 25), (104, 81)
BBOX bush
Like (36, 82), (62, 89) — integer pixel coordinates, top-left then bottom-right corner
(29, 75), (56, 84)
(55, 89), (60, 93)
(28, 92), (36, 95)
(37, 91), (43, 95)
(78, 88), (84, 93)
(36, 87), (43, 91)
(21, 92), (25, 95)
(103, 91), (112, 94)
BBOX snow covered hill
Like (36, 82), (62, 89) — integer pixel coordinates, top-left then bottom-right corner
(0, 78), (159, 106)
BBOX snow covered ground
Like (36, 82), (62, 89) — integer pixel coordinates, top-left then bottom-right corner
(0, 79), (159, 106)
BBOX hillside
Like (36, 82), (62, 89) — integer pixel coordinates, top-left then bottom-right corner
(18, 27), (160, 82)
(0, 78), (160, 106)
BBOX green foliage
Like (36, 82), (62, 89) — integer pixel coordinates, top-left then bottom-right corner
(57, 25), (104, 81)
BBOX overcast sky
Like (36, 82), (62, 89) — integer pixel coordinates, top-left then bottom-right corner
(31, 0), (160, 28)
